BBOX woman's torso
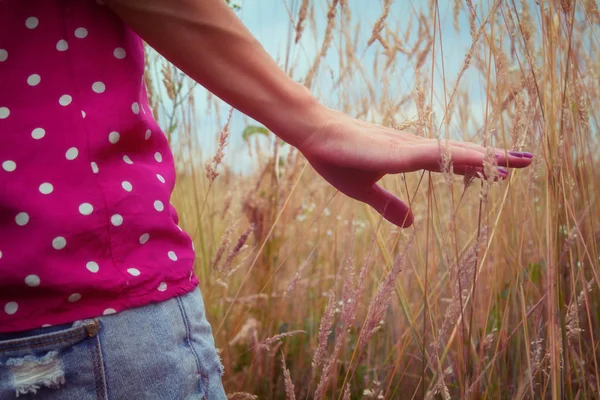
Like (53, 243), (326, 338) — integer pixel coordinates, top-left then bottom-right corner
(0, 0), (197, 332)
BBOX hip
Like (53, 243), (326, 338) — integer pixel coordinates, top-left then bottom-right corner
(0, 288), (225, 400)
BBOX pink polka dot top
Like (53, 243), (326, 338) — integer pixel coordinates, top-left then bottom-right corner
(0, 0), (198, 333)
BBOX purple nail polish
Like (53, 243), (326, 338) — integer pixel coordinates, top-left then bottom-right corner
(509, 151), (533, 159)
(498, 167), (509, 175)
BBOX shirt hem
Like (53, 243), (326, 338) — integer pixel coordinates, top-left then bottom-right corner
(0, 276), (201, 333)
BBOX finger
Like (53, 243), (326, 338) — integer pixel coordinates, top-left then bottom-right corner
(450, 145), (533, 169)
(395, 142), (533, 173)
(443, 140), (534, 167)
(353, 184), (414, 228)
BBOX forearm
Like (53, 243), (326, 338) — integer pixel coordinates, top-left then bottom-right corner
(106, 0), (325, 148)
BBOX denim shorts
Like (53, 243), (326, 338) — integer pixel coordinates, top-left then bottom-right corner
(0, 289), (226, 399)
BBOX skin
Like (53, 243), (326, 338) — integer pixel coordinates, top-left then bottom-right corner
(106, 0), (534, 228)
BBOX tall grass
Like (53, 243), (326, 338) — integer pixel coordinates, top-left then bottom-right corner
(147, 1), (599, 398)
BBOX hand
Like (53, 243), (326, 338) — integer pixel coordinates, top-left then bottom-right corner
(297, 108), (534, 228)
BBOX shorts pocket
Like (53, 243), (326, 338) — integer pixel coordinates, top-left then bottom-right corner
(0, 320), (107, 400)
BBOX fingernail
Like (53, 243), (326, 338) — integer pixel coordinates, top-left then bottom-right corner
(509, 151), (533, 159)
(498, 167), (509, 176)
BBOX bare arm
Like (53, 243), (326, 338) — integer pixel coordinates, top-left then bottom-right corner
(105, 0), (534, 227)
(106, 0), (324, 149)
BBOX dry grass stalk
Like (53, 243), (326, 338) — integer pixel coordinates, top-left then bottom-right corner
(212, 223), (236, 273)
(223, 224), (254, 270)
(425, 366), (451, 400)
(566, 280), (593, 341)
(367, 0), (391, 48)
(439, 140), (455, 186)
(465, 0), (477, 39)
(283, 247), (316, 297)
(363, 380), (385, 399)
(294, 0), (310, 44)
(342, 383), (351, 400)
(304, 0), (340, 89)
(453, 0), (462, 32)
(205, 108), (233, 182)
(314, 238), (370, 399)
(226, 393), (258, 400)
(229, 317), (259, 347)
(161, 62), (176, 101)
(311, 290), (336, 375)
(281, 352), (296, 400)
(357, 235), (413, 357)
(259, 330), (305, 351)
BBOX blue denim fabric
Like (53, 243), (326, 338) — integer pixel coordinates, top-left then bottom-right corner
(0, 289), (225, 399)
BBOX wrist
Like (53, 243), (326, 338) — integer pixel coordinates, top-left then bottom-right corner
(262, 83), (330, 151)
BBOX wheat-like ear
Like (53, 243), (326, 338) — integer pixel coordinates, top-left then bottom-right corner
(281, 351), (297, 400)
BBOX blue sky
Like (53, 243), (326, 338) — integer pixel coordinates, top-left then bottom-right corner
(172, 0), (489, 173)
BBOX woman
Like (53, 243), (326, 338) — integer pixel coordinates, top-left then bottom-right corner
(0, 0), (533, 398)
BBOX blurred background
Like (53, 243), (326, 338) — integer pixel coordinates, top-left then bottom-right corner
(146, 1), (600, 398)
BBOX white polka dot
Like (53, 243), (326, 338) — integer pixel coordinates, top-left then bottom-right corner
(39, 183), (54, 195)
(59, 95), (72, 106)
(81, 110), (86, 118)
(66, 147), (78, 160)
(86, 261), (99, 273)
(25, 275), (40, 287)
(168, 251), (178, 261)
(139, 233), (150, 244)
(145, 129), (152, 140)
(52, 237), (67, 250)
(2, 160), (16, 172)
(108, 131), (120, 144)
(121, 181), (132, 192)
(154, 200), (164, 212)
(25, 17), (39, 29)
(157, 282), (167, 292)
(131, 102), (140, 114)
(15, 212), (29, 226)
(79, 203), (93, 215)
(74, 27), (88, 38)
(127, 268), (140, 276)
(68, 293), (82, 303)
(91, 162), (99, 174)
(123, 155), (133, 164)
(154, 152), (163, 162)
(4, 302), (18, 315)
(0, 49), (7, 62)
(56, 40), (68, 51)
(92, 82), (105, 93)
(0, 250), (2, 259)
(42, 324), (52, 328)
(0, 107), (9, 119)
(156, 174), (165, 183)
(103, 308), (116, 315)
(27, 74), (41, 86)
(111, 214), (123, 226)
(113, 47), (126, 59)
(32, 128), (45, 139)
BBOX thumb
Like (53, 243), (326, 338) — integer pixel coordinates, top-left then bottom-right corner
(359, 184), (414, 228)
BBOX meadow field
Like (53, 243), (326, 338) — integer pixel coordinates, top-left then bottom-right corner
(146, 0), (599, 398)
